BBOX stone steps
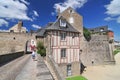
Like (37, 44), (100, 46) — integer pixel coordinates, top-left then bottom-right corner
(36, 55), (54, 80)
(44, 60), (58, 80)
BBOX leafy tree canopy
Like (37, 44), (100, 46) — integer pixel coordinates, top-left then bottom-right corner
(37, 41), (46, 57)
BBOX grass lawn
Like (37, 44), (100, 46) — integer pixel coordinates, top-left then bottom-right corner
(66, 76), (87, 80)
(113, 49), (120, 55)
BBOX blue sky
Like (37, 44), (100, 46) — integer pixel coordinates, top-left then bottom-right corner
(0, 0), (120, 41)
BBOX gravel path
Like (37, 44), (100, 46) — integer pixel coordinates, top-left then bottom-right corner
(15, 56), (37, 80)
(82, 52), (120, 80)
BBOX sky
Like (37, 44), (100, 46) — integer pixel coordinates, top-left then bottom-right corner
(0, 0), (120, 41)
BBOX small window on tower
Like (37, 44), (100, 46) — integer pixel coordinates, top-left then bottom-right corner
(69, 17), (74, 23)
(60, 19), (66, 27)
(69, 10), (74, 14)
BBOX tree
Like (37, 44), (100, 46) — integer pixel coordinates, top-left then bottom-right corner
(83, 27), (91, 41)
(37, 41), (46, 57)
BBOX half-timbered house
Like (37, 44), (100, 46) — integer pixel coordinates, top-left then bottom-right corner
(36, 15), (81, 77)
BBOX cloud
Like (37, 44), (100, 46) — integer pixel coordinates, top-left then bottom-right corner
(117, 16), (120, 23)
(53, 0), (87, 13)
(51, 12), (55, 16)
(31, 10), (39, 20)
(105, 0), (120, 16)
(32, 24), (41, 29)
(104, 17), (115, 21)
(0, 0), (32, 21)
(114, 35), (120, 41)
(33, 10), (39, 17)
(0, 19), (8, 26)
(23, 27), (28, 31)
(20, 0), (30, 5)
(105, 0), (120, 23)
(108, 27), (113, 30)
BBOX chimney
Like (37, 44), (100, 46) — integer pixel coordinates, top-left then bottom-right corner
(18, 20), (23, 32)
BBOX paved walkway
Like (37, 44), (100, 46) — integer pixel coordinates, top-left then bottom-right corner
(15, 54), (53, 80)
(36, 55), (53, 80)
(82, 52), (120, 80)
(15, 56), (37, 80)
(0, 54), (30, 80)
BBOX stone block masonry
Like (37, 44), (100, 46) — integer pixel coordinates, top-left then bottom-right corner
(81, 34), (115, 66)
(46, 55), (65, 80)
(0, 32), (36, 55)
(0, 51), (24, 66)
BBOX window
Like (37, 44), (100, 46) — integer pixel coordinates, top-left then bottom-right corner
(61, 48), (66, 58)
(69, 10), (74, 14)
(69, 17), (74, 24)
(60, 19), (66, 27)
(67, 64), (72, 76)
(10, 30), (14, 33)
(60, 32), (66, 40)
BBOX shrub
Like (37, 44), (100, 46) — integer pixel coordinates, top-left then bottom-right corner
(37, 41), (46, 57)
(83, 27), (91, 41)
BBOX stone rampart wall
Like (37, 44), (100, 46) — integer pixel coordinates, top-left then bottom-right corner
(0, 51), (24, 66)
(0, 32), (36, 55)
(81, 34), (115, 66)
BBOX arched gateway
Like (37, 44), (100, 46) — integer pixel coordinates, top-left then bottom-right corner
(25, 39), (36, 54)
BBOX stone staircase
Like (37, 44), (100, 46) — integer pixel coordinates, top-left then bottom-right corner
(36, 55), (54, 80)
(44, 60), (58, 80)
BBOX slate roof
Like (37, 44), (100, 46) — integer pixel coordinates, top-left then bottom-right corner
(36, 28), (45, 37)
(36, 16), (79, 37)
(46, 16), (79, 33)
(36, 22), (53, 37)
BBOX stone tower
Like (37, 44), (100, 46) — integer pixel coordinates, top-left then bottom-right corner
(58, 7), (83, 34)
(58, 7), (84, 52)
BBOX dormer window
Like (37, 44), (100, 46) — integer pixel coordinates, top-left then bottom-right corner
(60, 19), (66, 27)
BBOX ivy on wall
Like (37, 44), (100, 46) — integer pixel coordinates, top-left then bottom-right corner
(83, 27), (91, 41)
